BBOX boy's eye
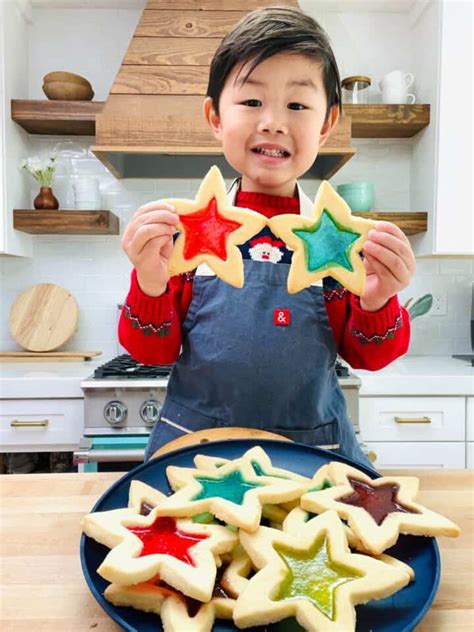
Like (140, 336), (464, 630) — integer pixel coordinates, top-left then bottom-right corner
(288, 103), (307, 110)
(241, 99), (262, 107)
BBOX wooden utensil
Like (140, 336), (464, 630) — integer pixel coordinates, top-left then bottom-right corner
(152, 426), (292, 459)
(9, 283), (79, 352)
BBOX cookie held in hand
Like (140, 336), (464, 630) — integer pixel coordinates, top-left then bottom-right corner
(301, 462), (461, 555)
(269, 180), (376, 295)
(165, 165), (266, 288)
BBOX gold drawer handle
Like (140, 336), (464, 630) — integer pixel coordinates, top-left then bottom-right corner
(394, 416), (432, 424)
(10, 419), (49, 428)
(368, 450), (377, 463)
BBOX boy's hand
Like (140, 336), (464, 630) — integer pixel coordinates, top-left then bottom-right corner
(121, 201), (180, 297)
(360, 222), (416, 312)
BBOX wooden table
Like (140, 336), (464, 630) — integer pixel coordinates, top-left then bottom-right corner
(1, 470), (473, 631)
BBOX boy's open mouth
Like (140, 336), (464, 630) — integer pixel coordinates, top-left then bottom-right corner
(251, 145), (291, 158)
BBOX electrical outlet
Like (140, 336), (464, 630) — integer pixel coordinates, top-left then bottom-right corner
(431, 292), (447, 316)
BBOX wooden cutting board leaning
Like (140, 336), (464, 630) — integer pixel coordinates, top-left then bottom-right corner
(3, 283), (100, 361)
(9, 283), (79, 351)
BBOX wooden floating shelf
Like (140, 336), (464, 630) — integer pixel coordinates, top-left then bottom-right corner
(13, 210), (120, 235)
(353, 211), (427, 235)
(343, 104), (430, 138)
(10, 100), (354, 180)
(11, 99), (103, 135)
(12, 100), (430, 139)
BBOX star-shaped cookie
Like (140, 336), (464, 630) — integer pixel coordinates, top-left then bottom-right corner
(104, 545), (252, 632)
(193, 446), (312, 527)
(282, 506), (415, 583)
(269, 180), (376, 295)
(158, 456), (306, 532)
(193, 445), (311, 484)
(165, 165), (266, 288)
(301, 461), (461, 555)
(233, 510), (410, 631)
(81, 480), (237, 601)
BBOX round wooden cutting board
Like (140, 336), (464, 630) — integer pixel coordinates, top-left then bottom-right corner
(9, 283), (79, 352)
(152, 427), (292, 458)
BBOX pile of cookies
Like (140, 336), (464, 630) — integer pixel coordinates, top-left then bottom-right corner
(82, 447), (460, 632)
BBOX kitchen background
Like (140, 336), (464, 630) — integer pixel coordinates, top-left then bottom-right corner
(0, 0), (472, 360)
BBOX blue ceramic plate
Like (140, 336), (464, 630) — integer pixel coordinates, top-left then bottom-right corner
(80, 439), (440, 632)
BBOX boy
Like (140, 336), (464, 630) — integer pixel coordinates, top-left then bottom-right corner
(119, 7), (416, 466)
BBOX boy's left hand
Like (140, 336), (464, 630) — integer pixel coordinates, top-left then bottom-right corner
(360, 221), (416, 312)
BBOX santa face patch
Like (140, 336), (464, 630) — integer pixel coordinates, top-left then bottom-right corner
(249, 234), (286, 264)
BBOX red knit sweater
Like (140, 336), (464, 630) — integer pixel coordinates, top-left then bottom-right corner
(119, 190), (410, 369)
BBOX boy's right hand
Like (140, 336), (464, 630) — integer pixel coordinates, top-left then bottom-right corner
(121, 201), (180, 297)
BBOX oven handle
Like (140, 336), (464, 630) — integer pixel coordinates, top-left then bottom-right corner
(73, 448), (144, 464)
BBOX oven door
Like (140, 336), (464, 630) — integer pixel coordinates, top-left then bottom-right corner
(73, 436), (148, 472)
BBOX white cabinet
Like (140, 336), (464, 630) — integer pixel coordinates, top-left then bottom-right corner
(0, 1), (32, 256)
(412, 0), (473, 255)
(467, 397), (474, 468)
(366, 442), (465, 469)
(0, 399), (83, 452)
(360, 396), (467, 469)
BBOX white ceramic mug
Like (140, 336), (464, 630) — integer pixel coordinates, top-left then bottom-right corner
(381, 85), (416, 104)
(380, 70), (415, 90)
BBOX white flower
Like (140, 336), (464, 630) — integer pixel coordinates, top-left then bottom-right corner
(19, 151), (57, 187)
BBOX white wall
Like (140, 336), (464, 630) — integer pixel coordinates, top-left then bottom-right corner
(0, 4), (472, 360)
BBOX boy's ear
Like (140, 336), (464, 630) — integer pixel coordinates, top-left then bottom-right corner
(318, 104), (340, 147)
(203, 97), (223, 141)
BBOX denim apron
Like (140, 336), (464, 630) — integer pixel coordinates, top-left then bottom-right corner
(145, 180), (369, 468)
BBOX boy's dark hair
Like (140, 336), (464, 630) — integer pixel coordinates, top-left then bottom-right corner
(207, 6), (342, 122)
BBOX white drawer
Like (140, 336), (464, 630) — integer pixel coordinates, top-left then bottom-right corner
(467, 397), (474, 442)
(360, 397), (465, 441)
(0, 399), (83, 451)
(467, 442), (474, 468)
(366, 442), (465, 469)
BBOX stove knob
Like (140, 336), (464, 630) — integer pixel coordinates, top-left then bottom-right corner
(140, 399), (162, 426)
(104, 400), (128, 425)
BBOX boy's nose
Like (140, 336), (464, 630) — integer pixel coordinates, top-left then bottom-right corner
(257, 113), (288, 135)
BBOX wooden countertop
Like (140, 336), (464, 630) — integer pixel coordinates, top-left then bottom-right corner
(1, 470), (473, 631)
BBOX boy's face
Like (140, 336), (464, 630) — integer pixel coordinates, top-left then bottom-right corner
(204, 52), (339, 197)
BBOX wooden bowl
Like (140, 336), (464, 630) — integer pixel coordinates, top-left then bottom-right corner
(43, 71), (91, 87)
(42, 81), (94, 101)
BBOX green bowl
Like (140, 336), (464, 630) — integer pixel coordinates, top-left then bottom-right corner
(337, 182), (374, 212)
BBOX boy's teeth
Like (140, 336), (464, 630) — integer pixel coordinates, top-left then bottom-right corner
(255, 148), (287, 157)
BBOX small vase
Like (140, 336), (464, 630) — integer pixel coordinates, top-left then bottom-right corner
(34, 186), (59, 210)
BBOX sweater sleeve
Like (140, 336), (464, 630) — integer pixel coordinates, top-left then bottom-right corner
(323, 280), (410, 370)
(118, 269), (194, 365)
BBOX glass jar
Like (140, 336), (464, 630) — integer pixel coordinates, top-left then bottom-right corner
(341, 75), (371, 104)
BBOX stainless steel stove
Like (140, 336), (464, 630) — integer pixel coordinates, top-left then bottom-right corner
(81, 354), (172, 435)
(74, 354), (361, 472)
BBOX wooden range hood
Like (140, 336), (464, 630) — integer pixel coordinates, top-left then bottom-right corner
(92, 0), (353, 179)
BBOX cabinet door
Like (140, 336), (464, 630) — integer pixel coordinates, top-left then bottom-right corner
(467, 443), (473, 469)
(434, 0), (473, 254)
(359, 397), (465, 442)
(467, 397), (474, 442)
(0, 399), (83, 452)
(366, 442), (465, 469)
